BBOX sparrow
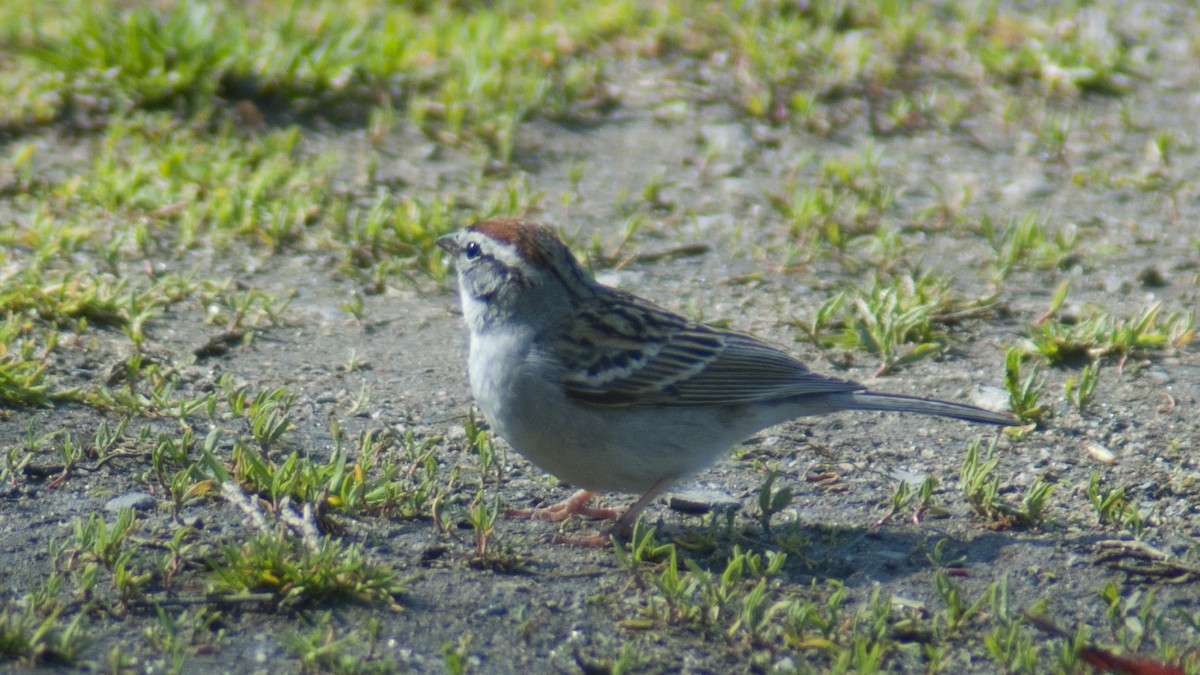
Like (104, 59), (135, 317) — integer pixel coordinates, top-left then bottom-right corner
(437, 217), (1016, 540)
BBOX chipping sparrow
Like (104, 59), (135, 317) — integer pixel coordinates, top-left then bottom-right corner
(437, 217), (1016, 540)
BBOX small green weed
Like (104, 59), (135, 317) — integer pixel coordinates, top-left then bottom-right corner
(1086, 472), (1144, 536)
(1023, 302), (1195, 367)
(771, 147), (894, 264)
(875, 475), (943, 526)
(209, 527), (403, 611)
(26, 3), (234, 110)
(441, 633), (473, 675)
(841, 272), (952, 375)
(969, 7), (1135, 96)
(960, 437), (1053, 528)
(285, 615), (394, 675)
(142, 607), (225, 673)
(0, 601), (87, 667)
(1064, 361), (1101, 413)
(755, 466), (794, 534)
(982, 211), (1078, 281)
(1004, 347), (1046, 423)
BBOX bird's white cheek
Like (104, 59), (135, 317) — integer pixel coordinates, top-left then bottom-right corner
(463, 263), (511, 303)
(457, 271), (513, 334)
(460, 295), (490, 334)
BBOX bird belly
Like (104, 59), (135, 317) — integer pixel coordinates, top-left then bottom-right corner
(503, 403), (742, 493)
(468, 334), (804, 495)
(484, 378), (773, 493)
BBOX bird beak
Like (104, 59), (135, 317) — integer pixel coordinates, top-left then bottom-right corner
(436, 232), (459, 255)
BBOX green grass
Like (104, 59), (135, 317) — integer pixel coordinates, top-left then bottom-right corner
(0, 0), (1168, 418)
(1004, 346), (1047, 423)
(0, 0), (1145, 146)
(0, 601), (87, 667)
(614, 535), (1140, 672)
(1022, 301), (1196, 366)
(208, 528), (404, 611)
(285, 615), (394, 675)
(960, 436), (1054, 529)
(1086, 471), (1146, 536)
(981, 210), (1080, 282)
(3, 0), (637, 151)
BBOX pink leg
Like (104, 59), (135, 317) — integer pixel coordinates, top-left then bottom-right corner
(504, 489), (620, 522)
(554, 478), (675, 547)
(611, 477), (671, 539)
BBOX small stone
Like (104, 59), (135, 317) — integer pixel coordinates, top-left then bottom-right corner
(1000, 175), (1055, 203)
(700, 123), (752, 158)
(699, 123), (753, 176)
(1144, 365), (1172, 385)
(1085, 442), (1115, 464)
(891, 596), (927, 612)
(969, 384), (1010, 413)
(652, 99), (689, 122)
(104, 492), (156, 512)
(1137, 266), (1168, 288)
(890, 469), (927, 485)
(668, 488), (738, 515)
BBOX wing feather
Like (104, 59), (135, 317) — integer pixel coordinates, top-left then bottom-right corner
(554, 291), (862, 407)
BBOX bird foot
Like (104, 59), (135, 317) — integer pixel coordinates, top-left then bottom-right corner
(503, 489), (620, 522)
(549, 512), (649, 547)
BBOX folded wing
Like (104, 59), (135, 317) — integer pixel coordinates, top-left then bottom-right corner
(554, 291), (862, 407)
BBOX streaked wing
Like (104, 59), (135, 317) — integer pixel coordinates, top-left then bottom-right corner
(554, 290), (863, 407)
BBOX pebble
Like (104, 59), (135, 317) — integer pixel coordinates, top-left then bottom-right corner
(999, 175), (1056, 203)
(968, 384), (1010, 413)
(890, 469), (928, 485)
(700, 123), (752, 159)
(668, 487), (739, 515)
(1085, 441), (1115, 464)
(1137, 266), (1168, 288)
(104, 492), (156, 512)
(699, 123), (752, 176)
(1144, 365), (1172, 385)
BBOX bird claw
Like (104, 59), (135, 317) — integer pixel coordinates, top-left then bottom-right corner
(503, 489), (620, 522)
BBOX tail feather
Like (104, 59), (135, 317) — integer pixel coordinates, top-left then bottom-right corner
(847, 391), (1018, 426)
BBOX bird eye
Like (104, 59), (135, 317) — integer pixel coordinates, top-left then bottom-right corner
(464, 241), (482, 259)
